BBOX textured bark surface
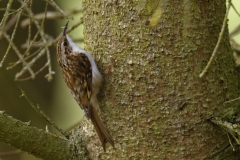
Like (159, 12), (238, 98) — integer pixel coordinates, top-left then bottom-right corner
(82, 0), (239, 159)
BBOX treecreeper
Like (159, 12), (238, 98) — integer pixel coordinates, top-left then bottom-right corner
(56, 21), (114, 151)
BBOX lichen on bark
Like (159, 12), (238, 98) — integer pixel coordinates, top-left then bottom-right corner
(82, 0), (239, 159)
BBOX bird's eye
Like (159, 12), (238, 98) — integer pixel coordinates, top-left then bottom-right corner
(63, 41), (68, 46)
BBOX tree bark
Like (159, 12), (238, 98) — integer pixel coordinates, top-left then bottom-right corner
(82, 0), (239, 159)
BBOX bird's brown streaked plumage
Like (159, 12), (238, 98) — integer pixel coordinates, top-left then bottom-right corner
(56, 21), (114, 151)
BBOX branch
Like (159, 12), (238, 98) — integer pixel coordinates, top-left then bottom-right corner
(0, 111), (87, 160)
(199, 0), (231, 78)
(211, 117), (240, 150)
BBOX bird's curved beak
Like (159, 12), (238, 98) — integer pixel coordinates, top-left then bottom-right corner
(63, 21), (69, 36)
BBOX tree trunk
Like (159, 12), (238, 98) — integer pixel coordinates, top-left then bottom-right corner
(82, 0), (239, 159)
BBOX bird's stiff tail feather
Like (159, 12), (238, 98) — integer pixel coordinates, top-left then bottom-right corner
(89, 105), (114, 151)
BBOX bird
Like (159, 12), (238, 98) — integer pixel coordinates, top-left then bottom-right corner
(56, 21), (114, 151)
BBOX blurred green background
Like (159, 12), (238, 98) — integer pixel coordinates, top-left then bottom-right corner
(0, 0), (240, 160)
(228, 0), (240, 43)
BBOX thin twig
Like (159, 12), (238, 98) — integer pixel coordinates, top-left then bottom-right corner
(21, 38), (50, 49)
(7, 45), (44, 70)
(227, 132), (235, 151)
(27, 0), (33, 54)
(21, 11), (61, 28)
(228, 1), (240, 37)
(2, 12), (20, 33)
(16, 0), (52, 80)
(230, 1), (240, 17)
(199, 0), (231, 78)
(15, 48), (46, 80)
(0, 0), (27, 67)
(211, 118), (240, 140)
(0, 12), (22, 67)
(23, 27), (41, 56)
(43, 0), (54, 81)
(1, 0), (83, 81)
(48, 0), (70, 20)
(2, 32), (35, 78)
(0, 0), (13, 38)
(8, 0), (30, 15)
(224, 96), (240, 104)
(55, 18), (83, 43)
(19, 0), (47, 44)
(20, 7), (82, 28)
(229, 24), (240, 37)
(0, 0), (31, 67)
(66, 18), (84, 34)
(19, 87), (69, 137)
(17, 60), (55, 81)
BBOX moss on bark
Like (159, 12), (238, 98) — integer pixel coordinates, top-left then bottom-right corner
(82, 0), (239, 159)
